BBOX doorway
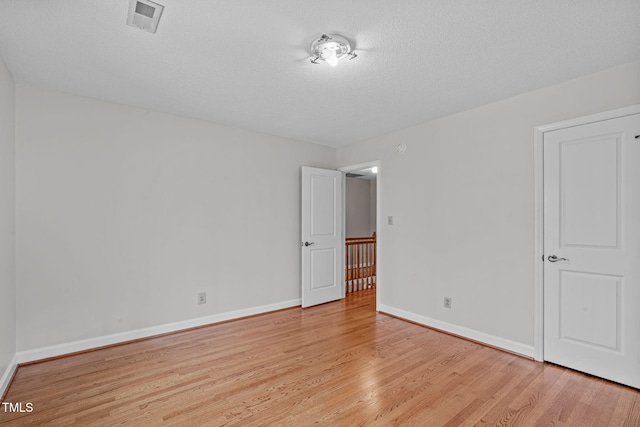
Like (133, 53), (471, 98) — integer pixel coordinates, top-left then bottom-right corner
(340, 161), (381, 311)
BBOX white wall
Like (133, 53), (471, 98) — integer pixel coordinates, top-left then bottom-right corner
(15, 85), (336, 352)
(10, 61), (640, 360)
(337, 61), (640, 352)
(345, 177), (371, 237)
(0, 55), (16, 390)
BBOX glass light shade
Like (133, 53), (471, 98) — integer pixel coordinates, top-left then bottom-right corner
(323, 49), (339, 67)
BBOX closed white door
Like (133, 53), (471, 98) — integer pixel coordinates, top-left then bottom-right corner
(543, 113), (640, 389)
(301, 167), (343, 308)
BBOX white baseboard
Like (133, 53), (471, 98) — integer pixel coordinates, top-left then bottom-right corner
(0, 353), (19, 399)
(16, 298), (301, 365)
(378, 304), (535, 359)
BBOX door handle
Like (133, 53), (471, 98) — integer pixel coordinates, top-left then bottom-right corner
(548, 254), (568, 262)
(304, 242), (315, 247)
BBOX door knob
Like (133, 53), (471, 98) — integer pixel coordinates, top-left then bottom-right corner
(548, 254), (568, 262)
(304, 242), (315, 247)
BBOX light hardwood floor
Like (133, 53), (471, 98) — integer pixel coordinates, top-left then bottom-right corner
(1, 289), (639, 426)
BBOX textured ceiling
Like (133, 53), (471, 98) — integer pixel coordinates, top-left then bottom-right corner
(0, 1), (639, 147)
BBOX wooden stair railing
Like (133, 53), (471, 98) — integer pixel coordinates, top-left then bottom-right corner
(345, 233), (376, 293)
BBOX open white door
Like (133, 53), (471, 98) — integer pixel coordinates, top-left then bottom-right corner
(301, 167), (343, 308)
(543, 113), (640, 389)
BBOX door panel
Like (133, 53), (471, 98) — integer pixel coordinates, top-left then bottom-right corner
(302, 167), (343, 308)
(310, 175), (337, 236)
(544, 113), (640, 389)
(560, 135), (620, 247)
(310, 248), (337, 289)
(559, 271), (620, 350)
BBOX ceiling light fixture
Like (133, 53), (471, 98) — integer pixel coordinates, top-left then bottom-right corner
(310, 34), (357, 66)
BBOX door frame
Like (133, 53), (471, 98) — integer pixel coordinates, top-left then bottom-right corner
(339, 160), (381, 311)
(533, 104), (640, 362)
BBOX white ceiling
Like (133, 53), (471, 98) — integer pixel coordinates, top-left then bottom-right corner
(0, 1), (638, 147)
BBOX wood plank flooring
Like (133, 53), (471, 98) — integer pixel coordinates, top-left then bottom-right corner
(1, 289), (639, 426)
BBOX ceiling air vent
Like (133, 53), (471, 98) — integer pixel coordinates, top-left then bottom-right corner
(127, 0), (164, 34)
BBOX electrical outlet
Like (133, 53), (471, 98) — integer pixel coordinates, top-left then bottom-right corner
(197, 292), (206, 305)
(387, 216), (394, 226)
(444, 297), (452, 308)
